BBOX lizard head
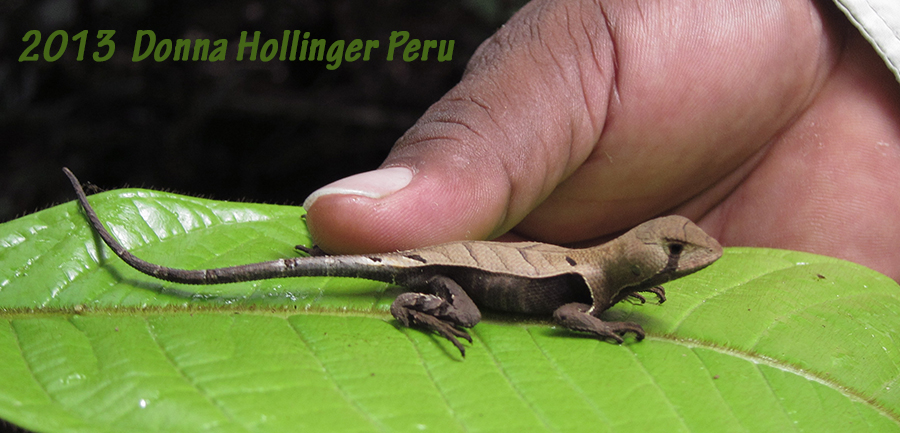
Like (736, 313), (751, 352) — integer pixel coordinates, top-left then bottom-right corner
(618, 215), (723, 286)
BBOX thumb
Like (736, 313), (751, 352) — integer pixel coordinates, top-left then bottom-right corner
(303, 0), (609, 253)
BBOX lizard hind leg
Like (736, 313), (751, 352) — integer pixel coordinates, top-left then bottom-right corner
(552, 303), (646, 343)
(390, 275), (482, 357)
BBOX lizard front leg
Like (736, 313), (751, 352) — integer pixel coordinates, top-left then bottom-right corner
(552, 303), (645, 343)
(390, 275), (482, 356)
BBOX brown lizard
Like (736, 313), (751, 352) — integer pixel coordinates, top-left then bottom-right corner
(63, 168), (723, 356)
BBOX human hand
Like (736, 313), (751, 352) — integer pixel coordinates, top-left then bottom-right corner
(303, 0), (900, 281)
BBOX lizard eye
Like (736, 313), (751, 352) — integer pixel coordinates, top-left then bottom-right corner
(667, 242), (684, 256)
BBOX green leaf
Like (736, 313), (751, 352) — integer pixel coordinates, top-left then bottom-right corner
(1, 189), (898, 432)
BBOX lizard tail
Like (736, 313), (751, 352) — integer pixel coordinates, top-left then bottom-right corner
(63, 168), (401, 286)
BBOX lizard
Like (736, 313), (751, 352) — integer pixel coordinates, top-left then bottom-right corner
(63, 168), (723, 356)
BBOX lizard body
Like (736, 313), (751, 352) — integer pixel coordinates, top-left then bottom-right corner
(63, 168), (722, 356)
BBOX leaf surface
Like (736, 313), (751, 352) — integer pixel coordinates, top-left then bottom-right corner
(1, 189), (898, 432)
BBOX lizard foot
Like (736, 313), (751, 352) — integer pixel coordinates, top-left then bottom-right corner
(391, 293), (473, 355)
(295, 245), (328, 256)
(553, 303), (646, 343)
(390, 276), (482, 357)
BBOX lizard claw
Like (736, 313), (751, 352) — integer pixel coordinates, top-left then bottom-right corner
(621, 286), (667, 305)
(628, 293), (648, 304)
(295, 245), (328, 256)
(599, 321), (646, 342)
(407, 310), (473, 355)
(647, 286), (666, 304)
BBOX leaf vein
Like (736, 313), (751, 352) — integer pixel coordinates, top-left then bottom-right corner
(667, 271), (774, 332)
(623, 344), (691, 431)
(688, 346), (757, 432)
(286, 318), (390, 432)
(670, 337), (900, 426)
(753, 361), (801, 431)
(470, 326), (560, 433)
(7, 319), (80, 420)
(398, 327), (471, 433)
(142, 315), (251, 432)
(525, 326), (614, 426)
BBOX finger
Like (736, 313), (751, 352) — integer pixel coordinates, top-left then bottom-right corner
(304, 0), (615, 253)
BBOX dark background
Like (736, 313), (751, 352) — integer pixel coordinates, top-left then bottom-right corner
(0, 0), (528, 223)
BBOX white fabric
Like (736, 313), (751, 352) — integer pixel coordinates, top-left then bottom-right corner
(834, 0), (900, 83)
